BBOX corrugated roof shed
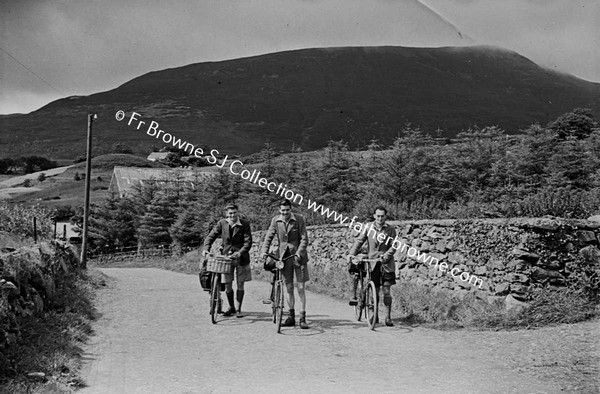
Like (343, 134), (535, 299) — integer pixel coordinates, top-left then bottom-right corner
(108, 166), (217, 198)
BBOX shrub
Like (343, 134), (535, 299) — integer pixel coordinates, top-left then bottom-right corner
(0, 202), (52, 239)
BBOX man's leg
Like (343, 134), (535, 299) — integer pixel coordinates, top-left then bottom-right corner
(382, 284), (393, 326)
(372, 285), (380, 324)
(283, 281), (296, 326)
(236, 281), (245, 318)
(297, 281), (309, 329)
(349, 274), (359, 305)
(223, 281), (236, 316)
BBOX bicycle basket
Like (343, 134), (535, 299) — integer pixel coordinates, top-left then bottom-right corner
(206, 255), (233, 273)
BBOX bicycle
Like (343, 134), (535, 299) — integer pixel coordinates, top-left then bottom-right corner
(205, 253), (236, 324)
(349, 256), (380, 330)
(263, 253), (296, 333)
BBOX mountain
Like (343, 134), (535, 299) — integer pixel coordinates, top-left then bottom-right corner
(1, 45), (599, 159)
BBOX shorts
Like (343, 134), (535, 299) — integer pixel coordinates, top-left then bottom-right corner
(222, 264), (252, 284)
(281, 250), (309, 284)
(371, 261), (396, 286)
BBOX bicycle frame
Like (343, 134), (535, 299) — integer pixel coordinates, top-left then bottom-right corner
(351, 258), (380, 330)
(265, 254), (295, 333)
(206, 254), (235, 324)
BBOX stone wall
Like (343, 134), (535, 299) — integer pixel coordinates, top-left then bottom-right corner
(249, 217), (600, 301)
(0, 240), (79, 350)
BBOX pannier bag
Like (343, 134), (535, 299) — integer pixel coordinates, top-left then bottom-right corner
(263, 260), (276, 271)
(199, 271), (213, 292)
(348, 261), (365, 274)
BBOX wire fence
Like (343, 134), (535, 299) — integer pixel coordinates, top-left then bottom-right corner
(87, 241), (204, 263)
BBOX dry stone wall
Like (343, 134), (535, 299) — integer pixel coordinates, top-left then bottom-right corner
(249, 217), (600, 301)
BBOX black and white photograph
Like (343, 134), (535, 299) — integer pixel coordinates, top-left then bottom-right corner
(1, 0), (599, 393)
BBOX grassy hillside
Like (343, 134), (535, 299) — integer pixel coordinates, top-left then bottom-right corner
(1, 45), (599, 160)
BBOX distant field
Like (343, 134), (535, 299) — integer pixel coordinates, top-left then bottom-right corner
(1, 154), (168, 208)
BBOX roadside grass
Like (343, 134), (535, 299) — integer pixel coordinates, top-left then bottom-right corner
(391, 282), (600, 330)
(90, 253), (600, 330)
(0, 270), (106, 394)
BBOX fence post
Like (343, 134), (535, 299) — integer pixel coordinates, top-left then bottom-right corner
(33, 217), (37, 243)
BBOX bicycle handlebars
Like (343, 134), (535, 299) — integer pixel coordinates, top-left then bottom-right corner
(265, 253), (296, 269)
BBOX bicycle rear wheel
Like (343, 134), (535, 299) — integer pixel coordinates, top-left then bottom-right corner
(354, 277), (364, 321)
(275, 281), (284, 333)
(365, 281), (378, 330)
(210, 273), (220, 324)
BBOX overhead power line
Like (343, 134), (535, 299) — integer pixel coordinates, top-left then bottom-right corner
(0, 46), (64, 95)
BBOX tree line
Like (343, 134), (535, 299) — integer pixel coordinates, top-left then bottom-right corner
(0, 156), (57, 175)
(79, 108), (600, 255)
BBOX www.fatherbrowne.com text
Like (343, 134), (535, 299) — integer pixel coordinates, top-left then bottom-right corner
(116, 110), (484, 289)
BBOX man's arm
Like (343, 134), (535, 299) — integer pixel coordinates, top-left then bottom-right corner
(238, 220), (252, 254)
(203, 221), (222, 252)
(295, 215), (308, 258)
(381, 228), (397, 262)
(261, 218), (277, 256)
(349, 230), (368, 256)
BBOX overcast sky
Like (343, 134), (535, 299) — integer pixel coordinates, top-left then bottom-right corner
(1, 0), (598, 115)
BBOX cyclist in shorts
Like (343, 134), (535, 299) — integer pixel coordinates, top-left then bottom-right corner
(261, 199), (310, 329)
(203, 203), (253, 317)
(347, 206), (396, 326)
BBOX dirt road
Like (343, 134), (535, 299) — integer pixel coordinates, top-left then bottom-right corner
(78, 268), (590, 393)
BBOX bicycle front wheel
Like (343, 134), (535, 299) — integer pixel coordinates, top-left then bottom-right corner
(210, 273), (220, 324)
(354, 277), (364, 321)
(275, 281), (284, 333)
(365, 281), (378, 330)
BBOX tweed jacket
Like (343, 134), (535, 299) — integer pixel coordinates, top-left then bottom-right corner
(203, 218), (252, 266)
(261, 213), (309, 264)
(349, 221), (396, 273)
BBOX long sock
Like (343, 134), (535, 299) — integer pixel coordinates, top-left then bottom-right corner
(236, 290), (244, 311)
(226, 290), (235, 311)
(384, 295), (392, 318)
(289, 308), (295, 318)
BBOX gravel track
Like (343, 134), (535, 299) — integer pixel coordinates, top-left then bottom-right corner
(79, 268), (597, 393)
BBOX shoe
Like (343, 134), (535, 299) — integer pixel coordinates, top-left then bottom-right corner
(349, 298), (358, 306)
(223, 307), (236, 317)
(299, 317), (309, 329)
(236, 311), (244, 318)
(385, 318), (394, 327)
(282, 316), (296, 327)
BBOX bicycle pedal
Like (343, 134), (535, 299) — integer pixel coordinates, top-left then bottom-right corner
(262, 300), (272, 305)
(349, 300), (358, 306)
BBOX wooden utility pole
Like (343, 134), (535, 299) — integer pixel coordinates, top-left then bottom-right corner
(80, 113), (97, 269)
(33, 217), (37, 243)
